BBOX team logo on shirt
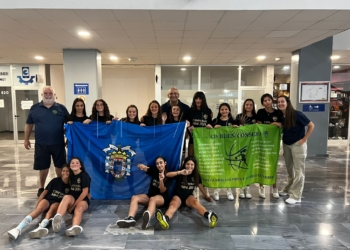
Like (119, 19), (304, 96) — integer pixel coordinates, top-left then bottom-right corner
(52, 110), (58, 114)
(77, 178), (81, 184)
(103, 144), (136, 182)
(252, 119), (256, 124)
(273, 116), (278, 121)
(225, 142), (248, 171)
(65, 188), (70, 193)
(203, 114), (208, 119)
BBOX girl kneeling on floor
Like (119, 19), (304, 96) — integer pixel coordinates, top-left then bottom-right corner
(116, 156), (171, 230)
(156, 156), (218, 230)
(8, 165), (71, 240)
(52, 157), (91, 236)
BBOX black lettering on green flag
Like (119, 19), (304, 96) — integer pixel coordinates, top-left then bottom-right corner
(193, 124), (281, 188)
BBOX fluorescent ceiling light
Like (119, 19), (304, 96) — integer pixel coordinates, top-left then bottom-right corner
(333, 65), (340, 69)
(110, 56), (118, 60)
(331, 55), (340, 60)
(78, 31), (90, 37)
(181, 68), (186, 71)
(183, 56), (191, 61)
(35, 56), (43, 60)
(283, 66), (290, 70)
(257, 55), (266, 60)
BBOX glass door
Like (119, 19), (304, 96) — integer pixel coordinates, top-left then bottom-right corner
(14, 89), (39, 143)
(0, 87), (14, 141)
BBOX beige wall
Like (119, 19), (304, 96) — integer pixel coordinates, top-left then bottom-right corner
(102, 67), (155, 119)
(50, 65), (66, 107)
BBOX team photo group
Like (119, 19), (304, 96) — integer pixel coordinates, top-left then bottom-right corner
(7, 85), (314, 240)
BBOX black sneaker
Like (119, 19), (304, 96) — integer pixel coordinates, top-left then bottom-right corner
(156, 209), (169, 230)
(141, 210), (150, 230)
(116, 216), (136, 228)
(37, 188), (44, 198)
(208, 211), (218, 228)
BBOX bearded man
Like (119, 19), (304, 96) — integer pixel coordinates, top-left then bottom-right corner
(24, 86), (69, 197)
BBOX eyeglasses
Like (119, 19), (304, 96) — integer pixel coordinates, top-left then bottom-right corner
(169, 92), (179, 96)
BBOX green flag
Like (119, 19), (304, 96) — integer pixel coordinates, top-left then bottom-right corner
(193, 124), (281, 188)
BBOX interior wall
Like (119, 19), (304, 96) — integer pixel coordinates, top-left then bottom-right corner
(50, 65), (66, 106)
(102, 67), (155, 119)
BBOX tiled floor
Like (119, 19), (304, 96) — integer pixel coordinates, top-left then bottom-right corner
(0, 142), (350, 249)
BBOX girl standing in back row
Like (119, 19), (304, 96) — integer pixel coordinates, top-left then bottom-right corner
(256, 93), (283, 199)
(277, 96), (314, 204)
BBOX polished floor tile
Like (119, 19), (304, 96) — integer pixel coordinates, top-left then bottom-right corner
(1, 143), (350, 249)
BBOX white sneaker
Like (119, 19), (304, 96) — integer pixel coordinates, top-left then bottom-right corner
(285, 198), (301, 204)
(29, 227), (48, 239)
(213, 191), (219, 201)
(227, 191), (234, 201)
(259, 186), (266, 199)
(65, 225), (83, 236)
(245, 187), (252, 199)
(8, 228), (20, 240)
(279, 191), (288, 196)
(272, 188), (280, 199)
(52, 214), (62, 233)
(239, 188), (245, 199)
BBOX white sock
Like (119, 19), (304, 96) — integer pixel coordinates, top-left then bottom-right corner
(16, 215), (32, 230)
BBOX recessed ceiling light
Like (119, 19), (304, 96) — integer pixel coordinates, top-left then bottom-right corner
(331, 55), (340, 60)
(35, 56), (43, 60)
(110, 56), (118, 60)
(333, 65), (340, 69)
(181, 68), (186, 71)
(275, 57), (281, 61)
(128, 57), (137, 61)
(183, 56), (191, 61)
(78, 31), (90, 37)
(283, 66), (290, 70)
(257, 55), (266, 60)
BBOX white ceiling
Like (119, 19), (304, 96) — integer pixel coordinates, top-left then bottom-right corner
(0, 9), (350, 65)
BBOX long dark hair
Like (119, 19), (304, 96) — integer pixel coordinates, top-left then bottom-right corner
(91, 99), (111, 121)
(68, 157), (86, 181)
(70, 98), (86, 117)
(145, 100), (162, 124)
(156, 156), (168, 183)
(216, 103), (232, 120)
(180, 156), (199, 187)
(191, 91), (209, 111)
(278, 96), (295, 129)
(124, 104), (140, 123)
(60, 164), (71, 184)
(239, 98), (256, 125)
(260, 93), (273, 106)
(169, 105), (184, 122)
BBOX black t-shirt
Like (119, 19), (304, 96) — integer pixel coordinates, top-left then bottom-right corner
(283, 111), (311, 145)
(146, 167), (171, 197)
(175, 175), (197, 198)
(212, 117), (238, 126)
(256, 108), (284, 124)
(89, 114), (114, 122)
(121, 117), (140, 125)
(141, 116), (162, 126)
(70, 171), (91, 200)
(66, 114), (89, 123)
(188, 108), (213, 127)
(44, 177), (70, 202)
(235, 113), (257, 125)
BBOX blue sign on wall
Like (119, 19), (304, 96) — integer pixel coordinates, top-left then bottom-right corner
(302, 104), (325, 112)
(74, 83), (89, 95)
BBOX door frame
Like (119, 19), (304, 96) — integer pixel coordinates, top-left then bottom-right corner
(12, 86), (41, 143)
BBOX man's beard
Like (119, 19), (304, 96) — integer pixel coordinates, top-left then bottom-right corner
(42, 98), (55, 105)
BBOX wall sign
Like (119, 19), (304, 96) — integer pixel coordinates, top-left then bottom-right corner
(0, 66), (11, 86)
(302, 104), (325, 112)
(74, 83), (89, 95)
(299, 81), (330, 103)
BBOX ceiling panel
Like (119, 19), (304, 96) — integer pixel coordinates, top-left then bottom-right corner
(254, 10), (300, 22)
(121, 22), (154, 30)
(113, 10), (151, 22)
(220, 11), (262, 23)
(246, 21), (285, 31)
(276, 21), (316, 31)
(289, 10), (338, 22)
(153, 22), (185, 31)
(37, 10), (83, 21)
(185, 22), (218, 31)
(155, 31), (183, 38)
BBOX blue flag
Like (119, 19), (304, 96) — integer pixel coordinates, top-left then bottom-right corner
(65, 121), (186, 200)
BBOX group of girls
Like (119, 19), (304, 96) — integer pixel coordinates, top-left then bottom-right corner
(116, 156), (218, 230)
(8, 157), (91, 240)
(64, 90), (313, 203)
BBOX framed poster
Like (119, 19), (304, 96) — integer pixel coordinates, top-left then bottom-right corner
(299, 81), (330, 103)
